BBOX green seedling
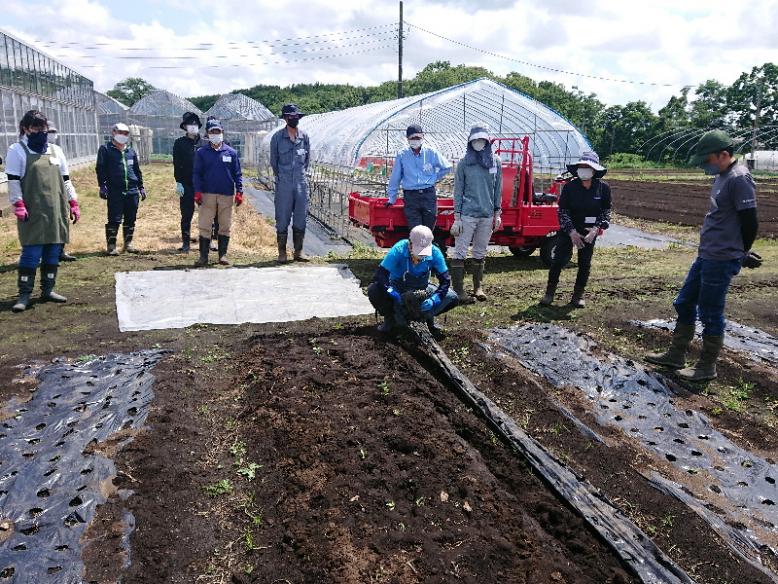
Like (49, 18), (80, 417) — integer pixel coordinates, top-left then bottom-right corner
(203, 479), (233, 497)
(75, 354), (97, 363)
(229, 440), (247, 460)
(385, 500), (396, 511)
(358, 447), (367, 460)
(415, 496), (426, 507)
(378, 379), (390, 396)
(237, 463), (263, 481)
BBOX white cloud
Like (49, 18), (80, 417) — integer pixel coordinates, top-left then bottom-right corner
(4, 0), (778, 111)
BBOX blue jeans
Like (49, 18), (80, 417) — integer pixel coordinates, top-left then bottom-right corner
(20, 244), (63, 269)
(673, 257), (741, 336)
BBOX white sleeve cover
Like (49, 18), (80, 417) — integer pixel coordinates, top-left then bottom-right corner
(8, 180), (23, 204)
(5, 143), (26, 178)
(64, 179), (77, 201)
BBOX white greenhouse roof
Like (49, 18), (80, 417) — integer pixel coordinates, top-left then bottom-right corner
(129, 90), (203, 117)
(205, 93), (274, 122)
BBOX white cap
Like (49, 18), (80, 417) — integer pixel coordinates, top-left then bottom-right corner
(409, 225), (434, 257)
(112, 122), (130, 133)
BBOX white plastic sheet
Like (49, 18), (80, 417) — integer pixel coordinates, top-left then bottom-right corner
(115, 265), (374, 332)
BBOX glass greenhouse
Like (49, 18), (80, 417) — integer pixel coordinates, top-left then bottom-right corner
(0, 29), (99, 168)
(95, 91), (129, 141)
(128, 90), (203, 156)
(256, 77), (591, 240)
(205, 93), (276, 161)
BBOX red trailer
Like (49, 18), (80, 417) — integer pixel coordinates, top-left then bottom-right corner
(348, 136), (563, 266)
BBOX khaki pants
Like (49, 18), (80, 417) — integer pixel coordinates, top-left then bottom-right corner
(199, 193), (233, 238)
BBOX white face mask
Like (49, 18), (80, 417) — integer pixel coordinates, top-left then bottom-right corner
(408, 138), (422, 149)
(471, 139), (487, 152)
(47, 132), (58, 143)
(113, 133), (129, 145)
(577, 167), (595, 181)
(185, 125), (199, 135)
(209, 133), (224, 145)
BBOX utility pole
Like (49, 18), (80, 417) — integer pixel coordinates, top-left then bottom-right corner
(751, 82), (762, 155)
(398, 1), (404, 99)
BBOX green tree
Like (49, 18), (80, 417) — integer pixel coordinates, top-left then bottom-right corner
(107, 77), (156, 107)
(690, 80), (729, 129)
(727, 63), (778, 136)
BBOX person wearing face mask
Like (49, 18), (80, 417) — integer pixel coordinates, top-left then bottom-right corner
(540, 151), (611, 309)
(367, 225), (459, 339)
(192, 117), (243, 267)
(450, 126), (502, 304)
(387, 124), (452, 233)
(46, 123), (80, 262)
(5, 110), (78, 312)
(646, 131), (760, 382)
(269, 103), (310, 263)
(96, 123), (146, 255)
(173, 112), (205, 253)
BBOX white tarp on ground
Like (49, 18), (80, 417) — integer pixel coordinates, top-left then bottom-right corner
(115, 265), (374, 332)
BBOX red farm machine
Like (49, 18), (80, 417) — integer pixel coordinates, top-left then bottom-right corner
(348, 136), (564, 266)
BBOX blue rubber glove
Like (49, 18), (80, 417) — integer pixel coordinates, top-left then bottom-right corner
(386, 286), (402, 304)
(139, 187), (147, 201)
(176, 182), (185, 197)
(421, 294), (441, 313)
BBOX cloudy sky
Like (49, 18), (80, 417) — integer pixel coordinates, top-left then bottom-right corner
(5, 0), (778, 110)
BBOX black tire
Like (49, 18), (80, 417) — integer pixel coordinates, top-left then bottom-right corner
(539, 235), (563, 268)
(509, 246), (537, 258)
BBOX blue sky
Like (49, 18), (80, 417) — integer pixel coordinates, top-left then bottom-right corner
(4, 0), (778, 110)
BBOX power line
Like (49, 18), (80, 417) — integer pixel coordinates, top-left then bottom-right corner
(405, 21), (675, 88)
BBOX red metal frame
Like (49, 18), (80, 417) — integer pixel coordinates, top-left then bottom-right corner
(348, 136), (560, 249)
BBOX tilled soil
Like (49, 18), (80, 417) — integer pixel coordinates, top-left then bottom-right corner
(610, 179), (778, 237)
(232, 328), (637, 583)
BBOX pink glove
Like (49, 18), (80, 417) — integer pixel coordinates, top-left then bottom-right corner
(13, 201), (29, 222)
(235, 192), (243, 207)
(569, 230), (585, 250)
(69, 200), (81, 224)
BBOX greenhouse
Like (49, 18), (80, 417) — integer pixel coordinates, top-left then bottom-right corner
(128, 90), (203, 156)
(95, 91), (129, 141)
(0, 30), (99, 167)
(205, 93), (276, 161)
(256, 77), (591, 240)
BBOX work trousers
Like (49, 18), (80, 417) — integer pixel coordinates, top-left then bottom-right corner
(673, 257), (741, 336)
(547, 233), (596, 291)
(107, 191), (139, 228)
(367, 282), (459, 320)
(403, 188), (437, 231)
(199, 193), (233, 238)
(452, 216), (492, 260)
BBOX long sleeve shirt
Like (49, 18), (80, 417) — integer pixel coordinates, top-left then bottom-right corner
(193, 143), (243, 196)
(96, 142), (143, 195)
(557, 178), (612, 236)
(270, 127), (310, 180)
(387, 146), (452, 203)
(453, 155), (502, 218)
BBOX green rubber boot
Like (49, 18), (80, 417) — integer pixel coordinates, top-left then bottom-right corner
(450, 259), (473, 305)
(677, 335), (724, 382)
(645, 323), (696, 369)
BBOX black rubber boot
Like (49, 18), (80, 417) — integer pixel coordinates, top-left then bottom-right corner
(293, 229), (309, 262)
(40, 264), (67, 303)
(194, 237), (210, 267)
(11, 267), (36, 313)
(123, 225), (139, 253)
(179, 230), (191, 253)
(218, 235), (230, 266)
(59, 248), (77, 262)
(450, 259), (474, 305)
(570, 286), (586, 309)
(277, 232), (289, 264)
(426, 318), (445, 341)
(106, 223), (119, 256)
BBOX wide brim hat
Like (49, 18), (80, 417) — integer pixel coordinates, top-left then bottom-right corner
(180, 111), (202, 130)
(567, 150), (606, 177)
(280, 103), (306, 118)
(688, 130), (733, 165)
(468, 126), (489, 143)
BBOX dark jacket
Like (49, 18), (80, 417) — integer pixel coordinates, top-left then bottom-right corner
(558, 178), (612, 235)
(193, 143), (242, 196)
(173, 134), (205, 185)
(96, 142), (143, 195)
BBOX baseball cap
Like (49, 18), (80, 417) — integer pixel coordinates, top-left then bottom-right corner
(409, 225), (434, 257)
(112, 122), (130, 133)
(689, 130), (733, 166)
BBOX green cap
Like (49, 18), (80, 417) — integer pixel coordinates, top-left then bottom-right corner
(688, 130), (733, 165)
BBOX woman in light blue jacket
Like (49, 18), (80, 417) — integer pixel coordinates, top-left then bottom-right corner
(450, 126), (502, 303)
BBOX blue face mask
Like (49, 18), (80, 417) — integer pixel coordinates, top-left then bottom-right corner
(700, 162), (720, 176)
(27, 131), (48, 154)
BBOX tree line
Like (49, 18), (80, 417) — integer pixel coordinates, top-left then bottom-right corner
(108, 61), (778, 163)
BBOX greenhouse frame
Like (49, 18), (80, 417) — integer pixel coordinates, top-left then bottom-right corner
(127, 90), (204, 156)
(0, 29), (99, 167)
(257, 77), (591, 240)
(205, 93), (276, 161)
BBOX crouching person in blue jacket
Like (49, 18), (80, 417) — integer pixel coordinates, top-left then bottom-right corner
(367, 225), (459, 339)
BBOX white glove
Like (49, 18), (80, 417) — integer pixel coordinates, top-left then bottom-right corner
(450, 215), (463, 237)
(584, 227), (598, 245)
(493, 212), (502, 232)
(569, 230), (585, 250)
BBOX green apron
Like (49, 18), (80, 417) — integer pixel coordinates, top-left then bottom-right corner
(18, 143), (69, 247)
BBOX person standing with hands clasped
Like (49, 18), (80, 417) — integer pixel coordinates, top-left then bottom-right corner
(173, 111), (205, 253)
(540, 151), (611, 308)
(450, 126), (502, 304)
(193, 118), (243, 267)
(5, 110), (79, 312)
(96, 123), (145, 255)
(646, 131), (760, 381)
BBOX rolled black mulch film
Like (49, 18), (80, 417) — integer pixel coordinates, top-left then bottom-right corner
(489, 323), (777, 580)
(402, 324), (695, 584)
(0, 351), (166, 583)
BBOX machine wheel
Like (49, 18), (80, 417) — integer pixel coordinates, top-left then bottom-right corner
(539, 235), (562, 268)
(509, 246), (537, 258)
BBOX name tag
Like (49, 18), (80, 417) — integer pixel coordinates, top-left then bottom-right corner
(489, 166), (497, 174)
(585, 216), (597, 224)
(222, 155), (232, 163)
(50, 157), (60, 165)
(297, 148), (306, 156)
